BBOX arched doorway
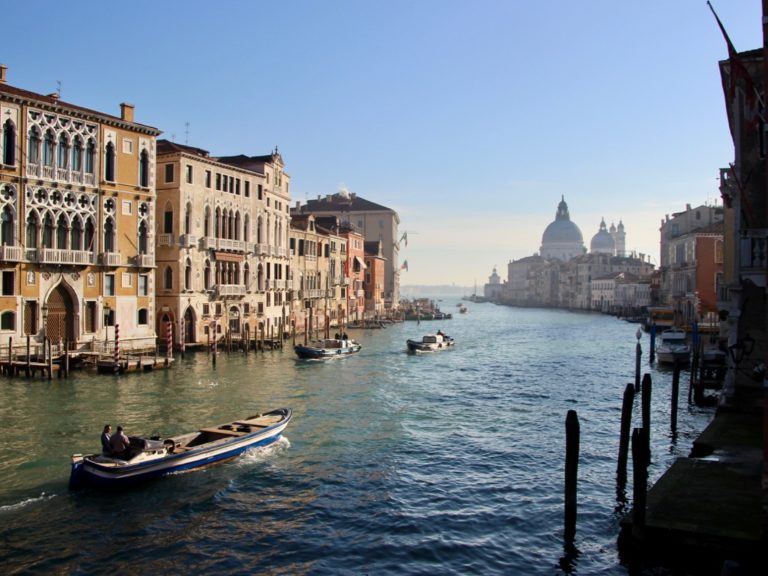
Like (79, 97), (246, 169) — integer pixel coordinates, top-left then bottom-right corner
(45, 284), (76, 343)
(158, 312), (174, 348)
(183, 306), (195, 344)
(228, 306), (240, 335)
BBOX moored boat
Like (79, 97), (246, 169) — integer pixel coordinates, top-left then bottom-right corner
(294, 337), (361, 359)
(406, 332), (455, 352)
(656, 328), (691, 365)
(69, 408), (292, 490)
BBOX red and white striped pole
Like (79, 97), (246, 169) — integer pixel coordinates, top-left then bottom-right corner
(167, 321), (173, 361)
(114, 323), (120, 374)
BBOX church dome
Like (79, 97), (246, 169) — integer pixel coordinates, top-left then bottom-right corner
(541, 197), (584, 244)
(590, 218), (615, 254)
(539, 196), (585, 261)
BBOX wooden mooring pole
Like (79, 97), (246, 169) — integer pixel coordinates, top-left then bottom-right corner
(634, 336), (642, 392)
(64, 339), (69, 379)
(564, 409), (580, 544)
(670, 360), (681, 433)
(641, 373), (652, 440)
(617, 383), (635, 486)
(25, 335), (30, 377)
(631, 427), (649, 539)
(46, 338), (53, 380)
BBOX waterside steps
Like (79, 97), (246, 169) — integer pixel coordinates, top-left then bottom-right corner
(618, 389), (765, 573)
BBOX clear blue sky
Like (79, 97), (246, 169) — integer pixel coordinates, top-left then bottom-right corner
(2, 1), (761, 286)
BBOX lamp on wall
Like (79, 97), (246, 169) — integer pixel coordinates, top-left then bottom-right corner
(729, 334), (755, 365)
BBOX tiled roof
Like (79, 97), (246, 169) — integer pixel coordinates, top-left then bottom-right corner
(302, 193), (393, 213)
(0, 82), (161, 134)
(157, 139), (210, 157)
(217, 152), (283, 172)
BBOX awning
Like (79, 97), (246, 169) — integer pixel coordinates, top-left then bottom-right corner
(214, 251), (244, 263)
(354, 256), (367, 270)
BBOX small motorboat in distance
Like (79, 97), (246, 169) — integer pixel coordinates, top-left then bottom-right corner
(69, 408), (292, 490)
(294, 337), (362, 360)
(406, 331), (455, 352)
(656, 328), (691, 365)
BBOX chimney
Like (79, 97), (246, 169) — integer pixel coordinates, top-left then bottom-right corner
(120, 102), (135, 123)
(0, 64), (7, 84)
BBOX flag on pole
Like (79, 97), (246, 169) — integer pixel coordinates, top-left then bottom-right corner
(399, 231), (408, 247)
(708, 1), (763, 123)
(401, 260), (408, 271)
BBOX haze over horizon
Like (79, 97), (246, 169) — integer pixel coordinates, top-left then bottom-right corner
(1, 1), (759, 286)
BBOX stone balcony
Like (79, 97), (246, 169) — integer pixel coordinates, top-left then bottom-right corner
(0, 245), (22, 262)
(202, 237), (246, 252)
(179, 234), (197, 248)
(100, 252), (121, 266)
(216, 284), (246, 297)
(129, 254), (155, 268)
(26, 163), (96, 186)
(39, 248), (95, 265)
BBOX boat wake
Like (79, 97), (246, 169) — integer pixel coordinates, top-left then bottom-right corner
(0, 492), (57, 514)
(236, 435), (291, 467)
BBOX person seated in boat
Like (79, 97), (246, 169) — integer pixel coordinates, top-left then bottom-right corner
(342, 333), (348, 340)
(109, 425), (131, 459)
(100, 424), (112, 454)
(335, 332), (341, 339)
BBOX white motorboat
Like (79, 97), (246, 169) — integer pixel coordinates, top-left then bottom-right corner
(656, 328), (690, 365)
(406, 332), (455, 352)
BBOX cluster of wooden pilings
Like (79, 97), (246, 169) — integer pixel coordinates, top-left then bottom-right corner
(202, 322), (289, 367)
(199, 317), (354, 366)
(561, 341), (693, 562)
(0, 336), (73, 379)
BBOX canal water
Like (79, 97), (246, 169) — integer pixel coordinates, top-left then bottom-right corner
(0, 303), (714, 575)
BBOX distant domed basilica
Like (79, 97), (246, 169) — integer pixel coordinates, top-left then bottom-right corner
(540, 196), (585, 261)
(590, 218), (615, 254)
(539, 197), (625, 261)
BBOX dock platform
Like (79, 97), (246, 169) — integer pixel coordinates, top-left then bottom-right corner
(96, 356), (175, 374)
(619, 396), (765, 573)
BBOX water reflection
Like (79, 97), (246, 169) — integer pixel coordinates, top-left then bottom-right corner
(0, 305), (716, 575)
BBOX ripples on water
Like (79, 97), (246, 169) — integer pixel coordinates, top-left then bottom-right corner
(0, 304), (715, 574)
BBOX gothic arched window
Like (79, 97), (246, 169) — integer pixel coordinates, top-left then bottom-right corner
(1, 205), (14, 246)
(104, 217), (115, 252)
(2, 120), (16, 166)
(139, 149), (149, 187)
(26, 212), (39, 248)
(72, 136), (82, 172)
(43, 130), (55, 167)
(104, 142), (115, 182)
(57, 133), (69, 170)
(28, 128), (40, 165)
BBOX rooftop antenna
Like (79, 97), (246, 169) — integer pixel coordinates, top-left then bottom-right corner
(185, 122), (190, 145)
